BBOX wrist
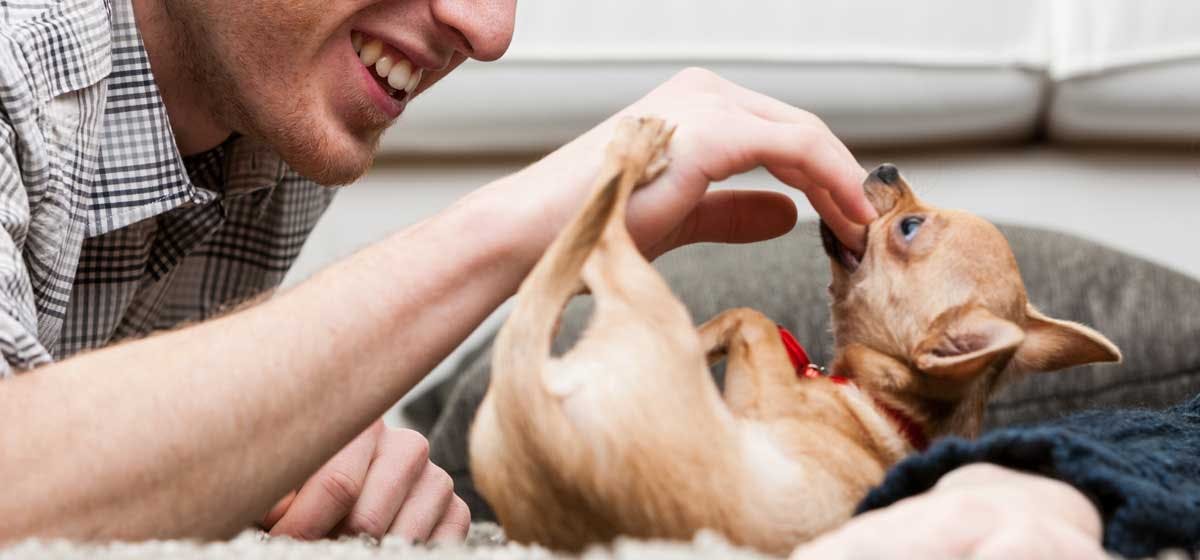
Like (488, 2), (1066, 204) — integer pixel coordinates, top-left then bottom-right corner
(452, 172), (556, 273)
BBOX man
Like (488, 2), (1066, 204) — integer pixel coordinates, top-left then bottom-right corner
(0, 0), (1124, 556)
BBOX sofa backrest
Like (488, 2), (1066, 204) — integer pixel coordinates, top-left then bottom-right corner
(380, 1), (1200, 154)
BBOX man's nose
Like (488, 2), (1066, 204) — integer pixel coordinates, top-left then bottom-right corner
(433, 0), (516, 61)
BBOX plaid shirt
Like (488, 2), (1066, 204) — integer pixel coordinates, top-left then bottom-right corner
(0, 0), (336, 376)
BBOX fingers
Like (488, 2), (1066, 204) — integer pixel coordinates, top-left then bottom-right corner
(679, 114), (874, 254)
(269, 422), (379, 539)
(517, 68), (875, 262)
(769, 166), (868, 255)
(803, 189), (868, 256)
(727, 83), (871, 214)
(266, 422), (458, 544)
(647, 189), (797, 257)
(260, 490), (297, 529)
(655, 69), (874, 253)
(337, 428), (430, 539)
(387, 461), (457, 542)
(428, 496), (472, 543)
(678, 69), (874, 225)
(739, 119), (874, 223)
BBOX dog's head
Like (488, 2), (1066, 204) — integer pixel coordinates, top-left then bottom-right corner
(819, 164), (1120, 431)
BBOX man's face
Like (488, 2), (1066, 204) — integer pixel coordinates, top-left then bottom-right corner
(164, 0), (516, 185)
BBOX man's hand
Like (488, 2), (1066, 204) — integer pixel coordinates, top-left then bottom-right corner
(791, 464), (1105, 559)
(260, 421), (470, 542)
(479, 67), (876, 265)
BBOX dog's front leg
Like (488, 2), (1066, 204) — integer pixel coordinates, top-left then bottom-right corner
(698, 308), (799, 418)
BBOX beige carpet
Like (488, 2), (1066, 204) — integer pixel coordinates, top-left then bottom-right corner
(0, 524), (777, 560)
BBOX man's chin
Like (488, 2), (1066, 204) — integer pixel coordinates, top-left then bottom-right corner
(293, 154), (375, 187)
(278, 132), (379, 187)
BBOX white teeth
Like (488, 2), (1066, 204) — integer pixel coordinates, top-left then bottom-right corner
(355, 34), (422, 99)
(359, 39), (382, 66)
(387, 58), (413, 90)
(375, 56), (393, 78)
(404, 68), (422, 94)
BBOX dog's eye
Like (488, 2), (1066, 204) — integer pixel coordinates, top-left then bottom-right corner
(899, 216), (924, 241)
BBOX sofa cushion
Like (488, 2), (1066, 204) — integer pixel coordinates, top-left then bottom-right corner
(1046, 0), (1200, 143)
(381, 0), (1048, 154)
(1048, 61), (1200, 143)
(409, 222), (1200, 520)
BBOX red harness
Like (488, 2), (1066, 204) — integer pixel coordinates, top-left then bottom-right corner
(776, 326), (929, 451)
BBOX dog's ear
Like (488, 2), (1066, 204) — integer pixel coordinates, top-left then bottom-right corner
(1012, 304), (1121, 373)
(913, 306), (1025, 378)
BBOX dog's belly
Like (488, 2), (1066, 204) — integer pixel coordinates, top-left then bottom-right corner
(736, 420), (874, 543)
(476, 313), (889, 554)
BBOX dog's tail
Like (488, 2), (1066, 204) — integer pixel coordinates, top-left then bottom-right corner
(492, 117), (674, 376)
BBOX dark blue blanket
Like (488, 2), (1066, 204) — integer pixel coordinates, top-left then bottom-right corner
(857, 394), (1200, 558)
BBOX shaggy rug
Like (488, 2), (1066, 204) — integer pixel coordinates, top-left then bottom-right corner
(3, 523), (1191, 559)
(0, 524), (776, 560)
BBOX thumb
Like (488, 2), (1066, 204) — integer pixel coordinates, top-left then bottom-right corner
(645, 189), (797, 259)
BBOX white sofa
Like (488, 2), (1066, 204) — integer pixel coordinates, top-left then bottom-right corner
(381, 0), (1200, 152)
(286, 1), (1200, 413)
(314, 0), (1200, 279)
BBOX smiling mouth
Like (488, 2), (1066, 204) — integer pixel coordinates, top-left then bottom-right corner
(352, 31), (423, 102)
(820, 221), (863, 273)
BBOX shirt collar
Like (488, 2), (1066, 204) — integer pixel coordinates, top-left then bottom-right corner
(91, 0), (286, 237)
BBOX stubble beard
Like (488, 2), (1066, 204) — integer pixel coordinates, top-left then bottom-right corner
(160, 0), (378, 186)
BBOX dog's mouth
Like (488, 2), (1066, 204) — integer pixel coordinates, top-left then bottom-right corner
(819, 163), (910, 274)
(819, 221), (863, 273)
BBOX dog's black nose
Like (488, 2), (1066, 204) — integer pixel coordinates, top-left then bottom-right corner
(868, 164), (900, 186)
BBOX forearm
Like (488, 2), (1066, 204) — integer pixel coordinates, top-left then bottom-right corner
(0, 188), (530, 541)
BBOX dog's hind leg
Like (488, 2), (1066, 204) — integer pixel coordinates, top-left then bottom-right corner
(470, 118), (681, 547)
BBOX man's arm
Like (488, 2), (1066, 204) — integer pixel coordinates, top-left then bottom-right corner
(0, 68), (872, 541)
(0, 192), (523, 540)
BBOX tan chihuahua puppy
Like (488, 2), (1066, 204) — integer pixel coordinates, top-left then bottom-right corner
(469, 117), (1120, 556)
